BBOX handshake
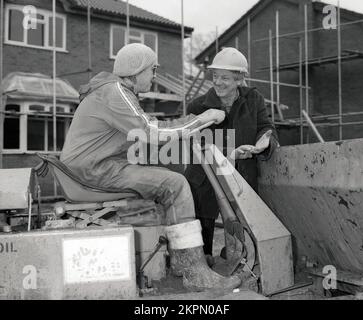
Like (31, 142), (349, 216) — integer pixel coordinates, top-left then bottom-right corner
(230, 130), (273, 160)
(192, 110), (273, 160)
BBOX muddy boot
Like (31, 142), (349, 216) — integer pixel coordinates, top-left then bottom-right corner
(166, 220), (241, 292)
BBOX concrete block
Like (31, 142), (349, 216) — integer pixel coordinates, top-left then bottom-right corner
(0, 226), (137, 300)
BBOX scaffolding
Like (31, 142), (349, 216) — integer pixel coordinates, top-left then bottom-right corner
(189, 2), (363, 145)
(2, 0), (363, 165)
(246, 3), (363, 144)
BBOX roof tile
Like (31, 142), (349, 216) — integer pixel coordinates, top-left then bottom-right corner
(70, 0), (186, 29)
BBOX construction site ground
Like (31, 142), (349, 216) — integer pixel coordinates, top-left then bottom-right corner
(137, 227), (353, 301)
(6, 204), (359, 301)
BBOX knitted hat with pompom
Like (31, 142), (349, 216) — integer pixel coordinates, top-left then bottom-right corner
(113, 43), (157, 77)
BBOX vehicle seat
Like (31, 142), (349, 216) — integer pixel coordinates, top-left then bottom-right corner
(35, 154), (139, 203)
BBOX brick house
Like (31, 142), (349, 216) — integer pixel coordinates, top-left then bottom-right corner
(194, 0), (363, 145)
(0, 0), (193, 196)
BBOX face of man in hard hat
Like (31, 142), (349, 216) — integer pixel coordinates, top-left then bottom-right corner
(212, 69), (241, 100)
(134, 64), (157, 93)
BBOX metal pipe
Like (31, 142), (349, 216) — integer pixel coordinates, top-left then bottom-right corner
(337, 2), (343, 140)
(0, 0), (4, 168)
(269, 30), (275, 125)
(185, 68), (202, 98)
(302, 110), (325, 143)
(52, 0), (57, 153)
(266, 281), (314, 298)
(276, 11), (283, 121)
(253, 17), (363, 43)
(299, 40), (303, 144)
(247, 17), (251, 86)
(181, 0), (186, 116)
(304, 4), (309, 118)
(314, 121), (363, 128)
(126, 0), (130, 44)
(27, 192), (32, 232)
(190, 33), (193, 77)
(246, 77), (311, 89)
(181, 0), (187, 172)
(87, 0), (92, 80)
(52, 0), (58, 198)
(309, 110), (363, 120)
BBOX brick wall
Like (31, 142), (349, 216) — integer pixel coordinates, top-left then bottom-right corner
(2, 0), (185, 181)
(3, 0), (184, 92)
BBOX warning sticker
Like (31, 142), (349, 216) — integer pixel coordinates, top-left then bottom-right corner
(62, 235), (131, 284)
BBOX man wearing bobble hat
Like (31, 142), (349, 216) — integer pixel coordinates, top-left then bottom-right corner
(60, 43), (241, 291)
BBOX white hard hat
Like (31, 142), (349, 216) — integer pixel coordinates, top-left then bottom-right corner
(113, 43), (157, 77)
(207, 47), (249, 74)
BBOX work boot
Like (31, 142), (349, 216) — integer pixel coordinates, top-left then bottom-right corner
(166, 220), (242, 292)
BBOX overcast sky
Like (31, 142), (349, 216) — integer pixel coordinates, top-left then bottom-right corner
(129, 0), (363, 34)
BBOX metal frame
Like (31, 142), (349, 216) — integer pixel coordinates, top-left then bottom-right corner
(245, 3), (363, 144)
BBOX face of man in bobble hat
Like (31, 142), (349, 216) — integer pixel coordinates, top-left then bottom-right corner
(113, 43), (158, 93)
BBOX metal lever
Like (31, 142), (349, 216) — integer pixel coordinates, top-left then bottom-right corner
(241, 258), (258, 279)
(137, 236), (168, 290)
(140, 236), (168, 273)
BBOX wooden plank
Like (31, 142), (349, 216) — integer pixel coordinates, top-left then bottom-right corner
(139, 92), (182, 102)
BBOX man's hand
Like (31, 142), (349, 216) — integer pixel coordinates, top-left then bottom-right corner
(198, 109), (225, 125)
(230, 145), (255, 160)
(230, 130), (273, 160)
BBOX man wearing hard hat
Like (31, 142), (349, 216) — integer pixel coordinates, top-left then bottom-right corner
(185, 47), (279, 259)
(61, 43), (241, 291)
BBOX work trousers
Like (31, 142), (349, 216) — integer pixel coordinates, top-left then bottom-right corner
(117, 165), (196, 225)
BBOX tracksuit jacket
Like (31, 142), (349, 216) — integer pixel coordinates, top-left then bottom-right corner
(60, 72), (201, 189)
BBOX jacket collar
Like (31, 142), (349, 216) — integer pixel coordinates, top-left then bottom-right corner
(203, 86), (250, 109)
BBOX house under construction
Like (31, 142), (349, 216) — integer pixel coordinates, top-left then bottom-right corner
(0, 0), (363, 301)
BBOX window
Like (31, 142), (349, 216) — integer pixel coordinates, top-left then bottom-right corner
(110, 25), (157, 59)
(3, 102), (73, 153)
(5, 4), (66, 51)
(3, 105), (20, 150)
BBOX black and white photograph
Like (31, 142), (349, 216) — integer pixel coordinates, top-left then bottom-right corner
(0, 0), (363, 308)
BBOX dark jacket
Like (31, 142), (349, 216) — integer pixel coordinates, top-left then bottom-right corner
(184, 86), (279, 219)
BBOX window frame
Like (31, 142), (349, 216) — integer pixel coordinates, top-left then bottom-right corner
(109, 24), (158, 60)
(4, 4), (67, 52)
(2, 101), (73, 154)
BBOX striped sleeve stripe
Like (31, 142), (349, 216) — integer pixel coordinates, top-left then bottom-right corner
(116, 82), (202, 133)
